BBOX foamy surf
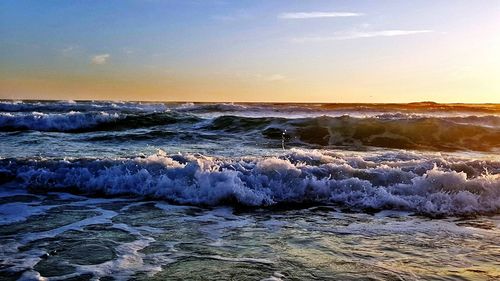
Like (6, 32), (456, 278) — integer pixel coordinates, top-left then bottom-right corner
(1, 189), (499, 281)
(1, 100), (499, 280)
(2, 149), (499, 216)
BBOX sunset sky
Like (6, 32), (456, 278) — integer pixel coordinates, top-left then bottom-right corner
(1, 0), (499, 103)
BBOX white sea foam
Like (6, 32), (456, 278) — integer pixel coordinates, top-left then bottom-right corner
(0, 239), (46, 278)
(0, 203), (52, 225)
(18, 270), (47, 281)
(0, 111), (119, 131)
(1, 149), (498, 216)
(21, 207), (117, 243)
(72, 236), (160, 281)
(0, 100), (167, 113)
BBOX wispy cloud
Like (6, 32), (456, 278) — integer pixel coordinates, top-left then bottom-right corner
(91, 54), (110, 65)
(292, 30), (433, 42)
(279, 12), (363, 19)
(61, 45), (81, 57)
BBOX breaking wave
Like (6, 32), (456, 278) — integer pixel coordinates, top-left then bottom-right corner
(0, 100), (168, 113)
(291, 115), (500, 151)
(1, 149), (499, 216)
(0, 111), (200, 132)
(1, 111), (499, 151)
(206, 115), (500, 151)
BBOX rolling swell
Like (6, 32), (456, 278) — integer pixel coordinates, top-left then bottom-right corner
(0, 111), (201, 132)
(1, 109), (499, 151)
(0, 100), (167, 113)
(1, 149), (498, 216)
(291, 116), (500, 151)
(207, 115), (500, 151)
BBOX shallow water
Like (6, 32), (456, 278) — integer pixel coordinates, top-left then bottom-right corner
(0, 101), (499, 280)
(1, 189), (499, 281)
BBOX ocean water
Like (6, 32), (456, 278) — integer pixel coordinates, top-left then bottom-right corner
(0, 100), (499, 280)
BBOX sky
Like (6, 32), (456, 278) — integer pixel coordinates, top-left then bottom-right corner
(1, 0), (499, 103)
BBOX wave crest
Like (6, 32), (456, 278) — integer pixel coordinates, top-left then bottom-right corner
(1, 108), (499, 151)
(209, 115), (500, 151)
(1, 150), (499, 216)
(0, 112), (200, 132)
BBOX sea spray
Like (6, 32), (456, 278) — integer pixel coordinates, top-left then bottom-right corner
(2, 149), (499, 216)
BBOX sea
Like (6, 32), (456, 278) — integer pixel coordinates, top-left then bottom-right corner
(0, 100), (499, 280)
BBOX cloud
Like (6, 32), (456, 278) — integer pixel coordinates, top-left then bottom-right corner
(91, 54), (110, 65)
(61, 45), (82, 57)
(279, 12), (363, 19)
(292, 30), (433, 42)
(62, 46), (76, 55)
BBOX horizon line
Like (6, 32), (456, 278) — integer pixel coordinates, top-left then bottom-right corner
(1, 98), (498, 105)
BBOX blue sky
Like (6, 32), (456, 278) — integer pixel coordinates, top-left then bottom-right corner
(1, 0), (499, 102)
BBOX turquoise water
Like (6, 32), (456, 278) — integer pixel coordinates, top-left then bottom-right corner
(1, 189), (499, 280)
